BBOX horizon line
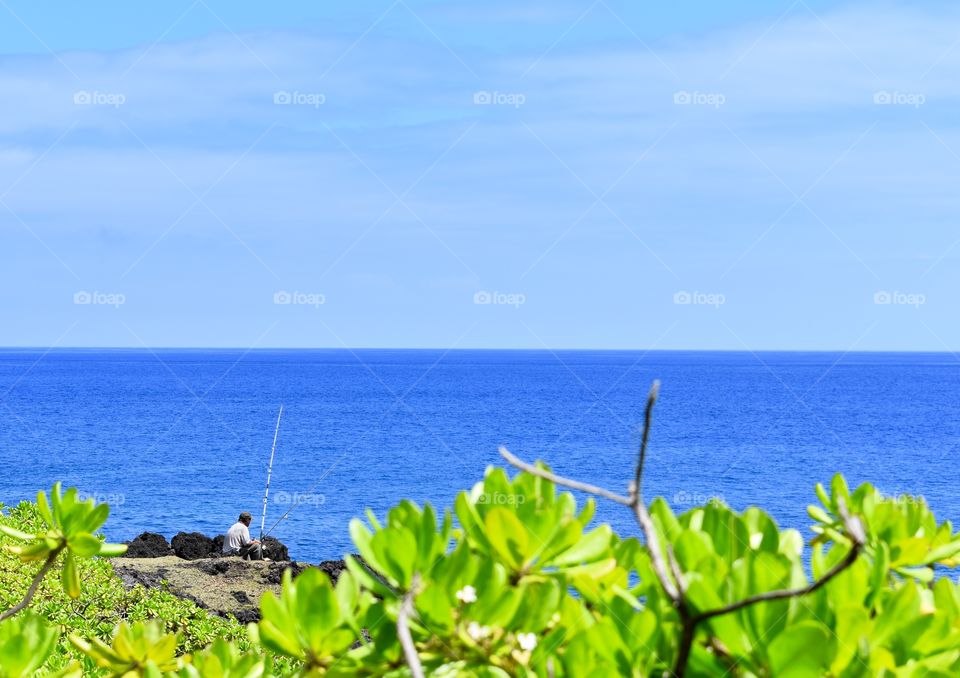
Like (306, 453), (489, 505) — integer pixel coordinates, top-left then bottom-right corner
(0, 346), (957, 355)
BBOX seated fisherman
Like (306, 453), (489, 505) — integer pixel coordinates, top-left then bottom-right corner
(223, 511), (263, 560)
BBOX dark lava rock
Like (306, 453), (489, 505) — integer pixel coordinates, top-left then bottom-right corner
(125, 532), (174, 558)
(264, 561), (308, 585)
(114, 564), (170, 590)
(231, 590), (251, 604)
(172, 532), (217, 560)
(318, 559), (348, 584)
(232, 608), (260, 624)
(261, 536), (289, 561)
(196, 559), (233, 576)
(209, 533), (288, 561)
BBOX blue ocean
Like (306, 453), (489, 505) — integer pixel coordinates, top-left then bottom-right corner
(0, 349), (956, 563)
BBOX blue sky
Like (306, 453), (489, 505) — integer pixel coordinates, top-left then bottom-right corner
(2, 0), (959, 350)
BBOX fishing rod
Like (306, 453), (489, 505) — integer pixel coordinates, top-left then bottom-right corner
(260, 451), (336, 539)
(259, 404), (284, 541)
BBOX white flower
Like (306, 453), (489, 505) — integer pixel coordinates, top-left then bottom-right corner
(455, 585), (477, 604)
(467, 622), (491, 640)
(517, 632), (537, 651)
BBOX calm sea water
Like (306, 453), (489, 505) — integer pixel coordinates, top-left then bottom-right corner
(0, 349), (957, 562)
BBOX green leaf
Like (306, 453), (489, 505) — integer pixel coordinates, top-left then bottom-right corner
(924, 539), (960, 565)
(0, 525), (37, 542)
(62, 553), (80, 598)
(814, 482), (831, 510)
(85, 503), (110, 533)
(807, 504), (833, 525)
(551, 525), (612, 568)
(767, 621), (834, 677)
(35, 491), (54, 527)
(68, 532), (102, 558)
(97, 542), (128, 557)
(484, 508), (530, 570)
(370, 527), (417, 589)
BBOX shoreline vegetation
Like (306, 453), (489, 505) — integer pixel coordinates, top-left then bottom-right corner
(3, 388), (960, 674)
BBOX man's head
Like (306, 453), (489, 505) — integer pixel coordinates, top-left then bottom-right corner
(238, 511), (252, 525)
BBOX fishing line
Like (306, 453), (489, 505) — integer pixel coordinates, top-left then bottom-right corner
(259, 404), (284, 541)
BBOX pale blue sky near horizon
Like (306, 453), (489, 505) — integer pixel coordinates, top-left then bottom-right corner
(2, 0), (960, 351)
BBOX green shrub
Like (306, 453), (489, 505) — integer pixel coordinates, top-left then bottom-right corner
(4, 417), (960, 675)
(0, 498), (249, 673)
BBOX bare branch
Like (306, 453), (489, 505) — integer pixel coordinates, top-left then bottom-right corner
(632, 502), (680, 602)
(501, 379), (869, 678)
(690, 500), (865, 624)
(397, 574), (425, 678)
(666, 544), (688, 596)
(498, 447), (631, 506)
(692, 540), (861, 624)
(633, 380), (660, 498)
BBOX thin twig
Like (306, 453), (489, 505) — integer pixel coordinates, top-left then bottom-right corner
(498, 447), (631, 506)
(691, 540), (861, 624)
(633, 380), (660, 498)
(631, 502), (680, 602)
(397, 574), (425, 678)
(693, 501), (865, 624)
(666, 545), (688, 596)
(0, 547), (63, 622)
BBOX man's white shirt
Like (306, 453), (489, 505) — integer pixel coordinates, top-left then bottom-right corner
(224, 521), (251, 553)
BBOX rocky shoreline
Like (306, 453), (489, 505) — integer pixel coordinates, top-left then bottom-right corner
(116, 531), (348, 623)
(124, 531), (291, 562)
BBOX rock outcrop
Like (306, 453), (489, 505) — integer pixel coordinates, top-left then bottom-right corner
(171, 532), (217, 560)
(125, 532), (174, 558)
(112, 556), (318, 623)
(261, 536), (288, 561)
(125, 531), (292, 562)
